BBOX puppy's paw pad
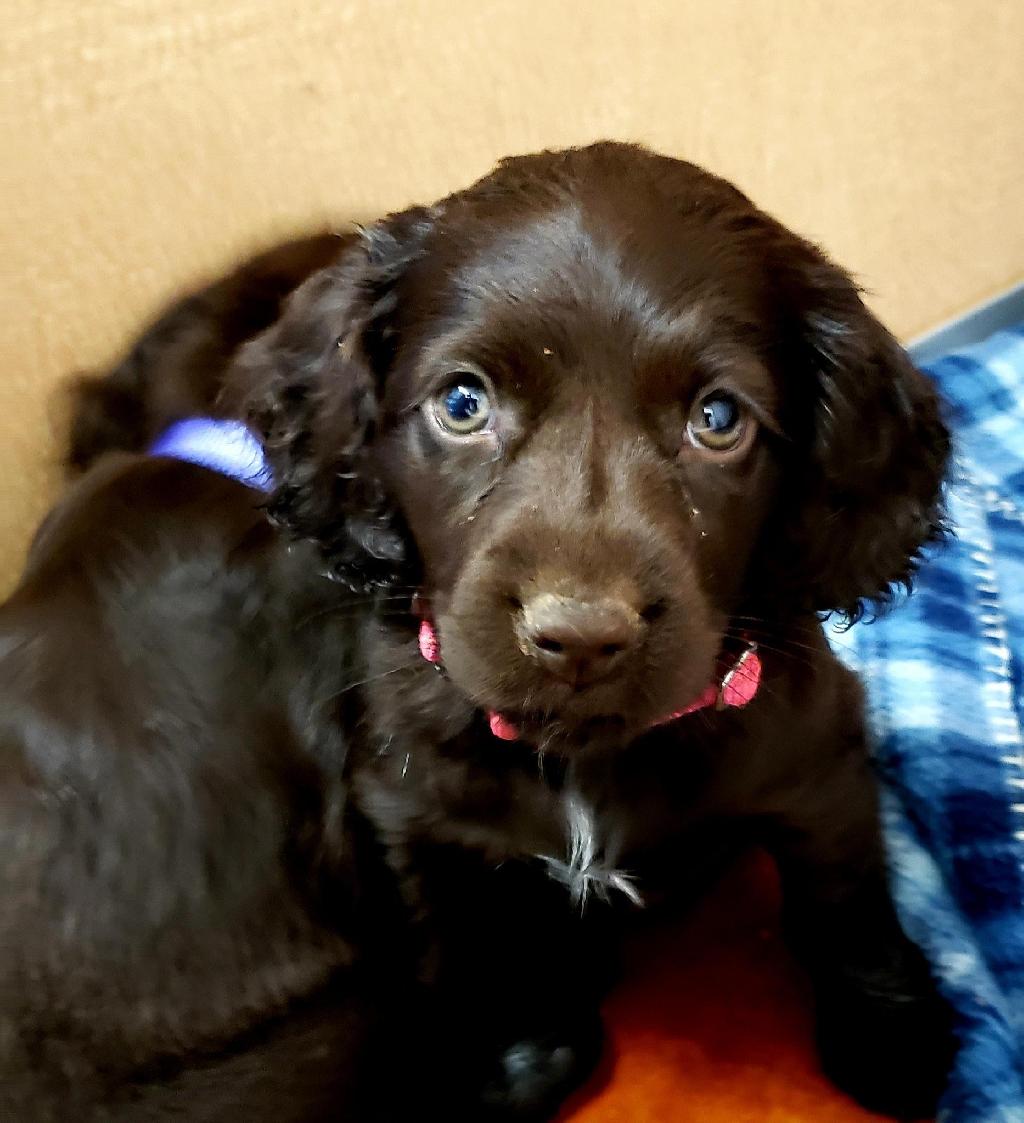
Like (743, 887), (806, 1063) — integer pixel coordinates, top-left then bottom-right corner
(477, 1024), (601, 1119)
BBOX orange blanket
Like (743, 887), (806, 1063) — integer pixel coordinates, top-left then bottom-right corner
(562, 854), (894, 1123)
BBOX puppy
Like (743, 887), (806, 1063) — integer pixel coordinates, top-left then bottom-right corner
(0, 142), (953, 1120)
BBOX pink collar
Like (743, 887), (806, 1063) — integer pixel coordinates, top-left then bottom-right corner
(416, 619), (761, 743)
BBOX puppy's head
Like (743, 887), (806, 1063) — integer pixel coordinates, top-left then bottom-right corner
(232, 143), (948, 739)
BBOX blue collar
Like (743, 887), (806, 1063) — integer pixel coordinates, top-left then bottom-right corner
(149, 418), (273, 492)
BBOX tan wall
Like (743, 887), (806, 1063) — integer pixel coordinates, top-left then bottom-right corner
(2, 0), (1022, 589)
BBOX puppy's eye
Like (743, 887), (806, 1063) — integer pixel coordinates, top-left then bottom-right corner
(686, 391), (747, 452)
(432, 376), (492, 435)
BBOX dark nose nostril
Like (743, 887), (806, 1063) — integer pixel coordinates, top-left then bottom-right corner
(535, 636), (565, 654)
(640, 600), (667, 624)
(599, 642), (624, 657)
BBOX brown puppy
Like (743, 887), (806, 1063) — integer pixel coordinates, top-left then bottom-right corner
(1, 142), (952, 1120)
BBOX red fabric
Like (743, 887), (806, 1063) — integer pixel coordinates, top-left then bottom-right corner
(561, 853), (897, 1123)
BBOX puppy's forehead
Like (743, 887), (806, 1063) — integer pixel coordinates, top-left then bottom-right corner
(403, 189), (776, 387)
(455, 204), (654, 312)
(453, 194), (765, 310)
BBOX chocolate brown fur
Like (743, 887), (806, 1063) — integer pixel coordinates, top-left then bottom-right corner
(1, 143), (952, 1119)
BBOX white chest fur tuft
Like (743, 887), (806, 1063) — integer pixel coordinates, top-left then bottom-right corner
(540, 795), (642, 909)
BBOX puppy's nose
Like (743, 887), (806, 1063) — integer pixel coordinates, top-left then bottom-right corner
(518, 594), (645, 686)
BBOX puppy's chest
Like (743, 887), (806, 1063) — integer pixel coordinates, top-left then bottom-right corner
(364, 741), (727, 908)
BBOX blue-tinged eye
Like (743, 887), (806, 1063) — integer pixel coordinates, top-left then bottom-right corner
(701, 395), (738, 432)
(686, 390), (747, 451)
(433, 375), (492, 435)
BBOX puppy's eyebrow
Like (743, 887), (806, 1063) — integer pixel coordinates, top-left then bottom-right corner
(635, 301), (767, 368)
(636, 298), (718, 342)
(632, 302), (784, 434)
(721, 380), (785, 436)
(687, 354), (782, 435)
(637, 296), (764, 353)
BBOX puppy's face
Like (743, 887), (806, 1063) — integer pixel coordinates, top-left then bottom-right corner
(239, 143), (948, 743)
(377, 195), (785, 736)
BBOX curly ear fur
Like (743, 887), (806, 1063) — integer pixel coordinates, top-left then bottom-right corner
(763, 245), (951, 621)
(225, 209), (435, 592)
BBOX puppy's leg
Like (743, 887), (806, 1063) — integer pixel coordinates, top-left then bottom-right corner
(768, 745), (955, 1118)
(408, 848), (613, 1121)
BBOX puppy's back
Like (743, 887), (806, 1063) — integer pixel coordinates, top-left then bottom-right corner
(67, 232), (346, 472)
(0, 456), (361, 1118)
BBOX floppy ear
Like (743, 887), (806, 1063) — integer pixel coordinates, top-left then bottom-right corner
(762, 245), (951, 621)
(225, 208), (435, 592)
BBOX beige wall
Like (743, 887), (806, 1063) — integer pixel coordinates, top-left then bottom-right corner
(2, 0), (1023, 589)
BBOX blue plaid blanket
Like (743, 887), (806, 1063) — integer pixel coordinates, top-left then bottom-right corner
(831, 323), (1024, 1123)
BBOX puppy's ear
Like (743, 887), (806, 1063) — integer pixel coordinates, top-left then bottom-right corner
(763, 246), (950, 621)
(226, 208), (434, 591)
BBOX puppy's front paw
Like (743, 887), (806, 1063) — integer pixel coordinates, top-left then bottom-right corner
(815, 969), (955, 1119)
(476, 1015), (603, 1121)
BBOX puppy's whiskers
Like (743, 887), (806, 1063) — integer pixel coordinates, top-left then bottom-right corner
(293, 595), (414, 632)
(314, 657), (420, 706)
